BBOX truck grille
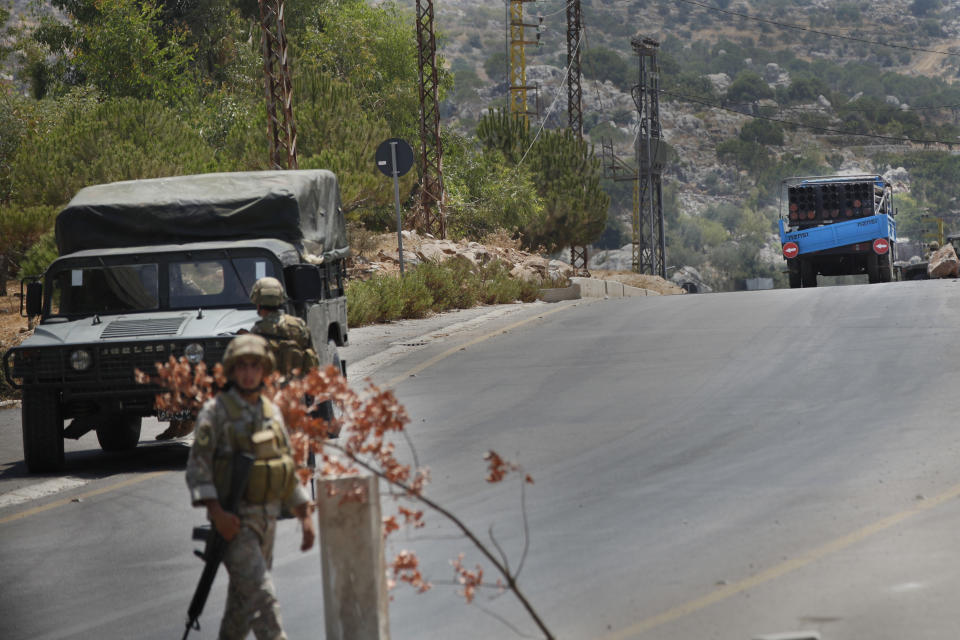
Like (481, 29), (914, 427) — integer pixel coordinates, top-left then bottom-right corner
(9, 339), (230, 390)
(101, 317), (187, 339)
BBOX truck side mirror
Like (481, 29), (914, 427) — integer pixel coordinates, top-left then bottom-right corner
(24, 281), (42, 317)
(284, 265), (325, 302)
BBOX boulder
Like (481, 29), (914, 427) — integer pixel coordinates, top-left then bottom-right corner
(927, 243), (959, 278)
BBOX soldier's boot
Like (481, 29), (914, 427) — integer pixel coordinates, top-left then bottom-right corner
(156, 419), (196, 440)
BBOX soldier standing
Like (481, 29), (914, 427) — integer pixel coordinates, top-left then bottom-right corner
(249, 277), (319, 380)
(186, 334), (315, 639)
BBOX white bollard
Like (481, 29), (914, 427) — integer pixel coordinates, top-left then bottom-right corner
(317, 475), (390, 640)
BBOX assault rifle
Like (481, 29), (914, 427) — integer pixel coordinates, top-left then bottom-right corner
(182, 452), (255, 640)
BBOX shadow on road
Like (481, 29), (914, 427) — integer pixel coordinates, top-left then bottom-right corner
(0, 440), (191, 482)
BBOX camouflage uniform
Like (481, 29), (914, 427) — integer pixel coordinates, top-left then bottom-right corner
(186, 386), (309, 640)
(251, 310), (318, 379)
(249, 277), (319, 380)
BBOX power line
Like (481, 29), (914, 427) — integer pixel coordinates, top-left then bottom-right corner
(659, 88), (960, 146)
(518, 31), (583, 166)
(673, 0), (960, 58)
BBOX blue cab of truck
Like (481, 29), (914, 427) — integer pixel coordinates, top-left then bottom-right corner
(779, 175), (896, 288)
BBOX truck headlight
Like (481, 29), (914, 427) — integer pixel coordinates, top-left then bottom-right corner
(184, 343), (204, 364)
(70, 349), (92, 371)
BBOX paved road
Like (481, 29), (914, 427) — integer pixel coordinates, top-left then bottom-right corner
(4, 282), (960, 639)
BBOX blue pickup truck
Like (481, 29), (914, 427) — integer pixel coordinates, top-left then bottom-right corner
(779, 175), (897, 288)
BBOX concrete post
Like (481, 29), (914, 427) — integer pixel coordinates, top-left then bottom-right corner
(317, 475), (390, 640)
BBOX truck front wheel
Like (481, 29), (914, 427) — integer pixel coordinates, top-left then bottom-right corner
(96, 415), (142, 452)
(22, 389), (65, 473)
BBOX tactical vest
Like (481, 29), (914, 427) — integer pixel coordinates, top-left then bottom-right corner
(254, 314), (320, 378)
(212, 393), (298, 505)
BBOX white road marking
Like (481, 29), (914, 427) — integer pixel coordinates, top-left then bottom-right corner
(0, 476), (89, 509)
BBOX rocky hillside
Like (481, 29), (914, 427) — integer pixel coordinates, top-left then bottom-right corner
(424, 0), (960, 278)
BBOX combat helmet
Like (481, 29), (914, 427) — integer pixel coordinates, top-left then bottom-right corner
(929, 241), (940, 251)
(250, 277), (286, 307)
(222, 334), (275, 377)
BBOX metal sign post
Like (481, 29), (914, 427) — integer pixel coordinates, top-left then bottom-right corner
(376, 138), (415, 276)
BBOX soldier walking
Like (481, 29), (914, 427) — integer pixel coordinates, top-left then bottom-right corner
(249, 277), (319, 381)
(186, 334), (315, 639)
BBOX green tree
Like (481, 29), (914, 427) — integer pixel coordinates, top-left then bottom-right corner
(582, 48), (632, 90)
(12, 97), (216, 206)
(443, 139), (542, 241)
(476, 108), (532, 164)
(0, 205), (58, 280)
(910, 0), (940, 17)
(214, 68), (404, 221)
(725, 71), (774, 105)
(477, 111), (608, 252)
(484, 51), (508, 84)
(739, 120), (784, 146)
(296, 0), (450, 141)
(32, 0), (197, 103)
(523, 129), (609, 252)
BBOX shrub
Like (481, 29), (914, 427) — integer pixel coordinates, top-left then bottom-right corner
(345, 255), (544, 327)
(416, 259), (462, 311)
(517, 278), (541, 303)
(442, 256), (481, 309)
(399, 270), (433, 319)
(479, 259), (521, 305)
(346, 278), (379, 327)
(373, 273), (404, 323)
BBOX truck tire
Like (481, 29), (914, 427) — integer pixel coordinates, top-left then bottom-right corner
(22, 389), (65, 473)
(96, 415), (142, 452)
(315, 339), (342, 435)
(867, 253), (880, 284)
(800, 259), (817, 288)
(788, 260), (801, 288)
(879, 253), (892, 283)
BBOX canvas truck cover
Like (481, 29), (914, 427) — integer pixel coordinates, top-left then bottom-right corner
(55, 170), (349, 262)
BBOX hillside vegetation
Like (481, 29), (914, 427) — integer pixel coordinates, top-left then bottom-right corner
(3, 0), (960, 291)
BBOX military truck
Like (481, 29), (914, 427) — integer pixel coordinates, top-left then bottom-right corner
(780, 175), (897, 287)
(3, 170), (349, 472)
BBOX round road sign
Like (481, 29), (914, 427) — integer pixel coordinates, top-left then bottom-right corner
(873, 238), (890, 255)
(375, 138), (414, 177)
(782, 242), (799, 259)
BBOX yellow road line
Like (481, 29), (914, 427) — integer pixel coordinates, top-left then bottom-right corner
(0, 471), (169, 525)
(597, 482), (960, 639)
(380, 301), (583, 390)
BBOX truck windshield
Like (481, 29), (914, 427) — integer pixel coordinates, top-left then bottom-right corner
(168, 257), (276, 309)
(45, 255), (279, 317)
(49, 264), (159, 316)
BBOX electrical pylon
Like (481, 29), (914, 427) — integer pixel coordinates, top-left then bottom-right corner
(259, 0), (297, 170)
(631, 36), (665, 277)
(414, 0), (446, 238)
(566, 0), (589, 275)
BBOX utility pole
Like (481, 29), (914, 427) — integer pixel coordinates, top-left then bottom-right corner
(566, 0), (589, 275)
(259, 0), (297, 170)
(508, 0), (541, 126)
(414, 0), (446, 238)
(631, 36), (666, 277)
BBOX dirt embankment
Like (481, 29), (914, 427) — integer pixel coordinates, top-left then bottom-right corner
(1, 283), (31, 401)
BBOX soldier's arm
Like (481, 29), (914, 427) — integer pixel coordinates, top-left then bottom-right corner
(185, 400), (220, 506)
